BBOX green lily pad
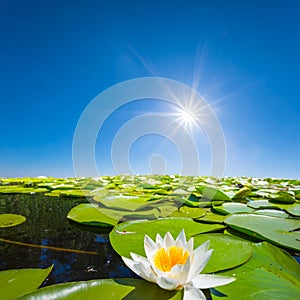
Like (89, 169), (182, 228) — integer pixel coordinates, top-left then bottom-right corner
(94, 199), (178, 221)
(225, 214), (300, 251)
(153, 204), (180, 218)
(247, 200), (275, 209)
(110, 217), (225, 258)
(268, 192), (295, 204)
(97, 206), (160, 221)
(224, 228), (263, 243)
(196, 186), (231, 201)
(59, 190), (89, 198)
(197, 211), (227, 223)
(254, 209), (289, 218)
(94, 194), (152, 211)
(18, 278), (182, 300)
(193, 233), (253, 273)
(0, 214), (26, 228)
(0, 266), (53, 300)
(67, 204), (118, 227)
(285, 203), (300, 216)
(183, 193), (211, 207)
(213, 268), (300, 300)
(248, 200), (300, 216)
(169, 206), (207, 219)
(213, 203), (253, 215)
(89, 187), (109, 197)
(0, 186), (43, 194)
(50, 184), (77, 190)
(29, 188), (50, 194)
(232, 187), (251, 199)
(212, 242), (300, 299)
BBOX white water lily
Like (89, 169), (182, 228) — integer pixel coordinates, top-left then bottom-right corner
(122, 230), (235, 300)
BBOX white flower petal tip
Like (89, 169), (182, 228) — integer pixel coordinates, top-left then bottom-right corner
(157, 276), (180, 290)
(176, 229), (187, 244)
(183, 284), (206, 300)
(121, 230), (233, 299)
(144, 235), (156, 251)
(194, 239), (210, 255)
(192, 274), (236, 289)
(164, 231), (175, 248)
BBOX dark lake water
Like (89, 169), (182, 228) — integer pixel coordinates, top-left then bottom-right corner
(0, 194), (135, 286)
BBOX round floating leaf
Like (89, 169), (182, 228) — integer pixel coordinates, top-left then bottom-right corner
(213, 268), (300, 300)
(0, 214), (26, 228)
(59, 190), (89, 198)
(224, 228), (262, 243)
(193, 233), (253, 273)
(19, 278), (182, 300)
(0, 266), (53, 300)
(247, 200), (274, 209)
(285, 203), (300, 216)
(196, 186), (231, 201)
(50, 184), (77, 190)
(89, 187), (109, 197)
(225, 214), (300, 251)
(94, 194), (151, 211)
(248, 200), (300, 217)
(254, 209), (289, 218)
(97, 197), (180, 221)
(232, 187), (251, 199)
(0, 186), (44, 194)
(213, 203), (253, 215)
(212, 242), (300, 299)
(110, 217), (225, 258)
(197, 211), (227, 224)
(98, 206), (160, 221)
(93, 194), (182, 221)
(67, 204), (118, 227)
(29, 188), (50, 194)
(269, 192), (295, 204)
(169, 206), (207, 219)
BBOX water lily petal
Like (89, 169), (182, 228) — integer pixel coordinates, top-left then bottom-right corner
(194, 240), (210, 256)
(191, 274), (236, 289)
(156, 233), (164, 247)
(184, 237), (194, 253)
(183, 284), (206, 300)
(122, 256), (141, 276)
(168, 263), (184, 278)
(175, 240), (183, 249)
(168, 256), (191, 284)
(144, 234), (157, 260)
(135, 263), (158, 283)
(152, 265), (167, 278)
(157, 276), (180, 290)
(122, 256), (157, 283)
(130, 252), (151, 266)
(176, 229), (187, 244)
(187, 249), (213, 282)
(164, 231), (175, 248)
(144, 234), (167, 275)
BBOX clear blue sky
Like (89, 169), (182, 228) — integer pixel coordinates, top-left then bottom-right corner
(0, 0), (299, 178)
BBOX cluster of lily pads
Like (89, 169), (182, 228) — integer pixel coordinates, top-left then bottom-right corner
(1, 175), (300, 299)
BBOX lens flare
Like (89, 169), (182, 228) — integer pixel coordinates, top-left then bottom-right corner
(175, 107), (197, 129)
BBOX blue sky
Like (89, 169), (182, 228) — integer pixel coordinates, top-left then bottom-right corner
(0, 0), (299, 178)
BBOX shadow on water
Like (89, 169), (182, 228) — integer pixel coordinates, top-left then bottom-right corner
(0, 194), (136, 286)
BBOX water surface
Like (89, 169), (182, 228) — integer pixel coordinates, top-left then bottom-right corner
(0, 194), (134, 286)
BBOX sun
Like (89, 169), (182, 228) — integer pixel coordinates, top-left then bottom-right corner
(174, 107), (198, 129)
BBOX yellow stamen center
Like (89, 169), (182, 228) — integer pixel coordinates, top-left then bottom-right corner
(153, 246), (189, 272)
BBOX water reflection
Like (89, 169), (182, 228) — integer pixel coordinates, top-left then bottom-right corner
(0, 194), (136, 286)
